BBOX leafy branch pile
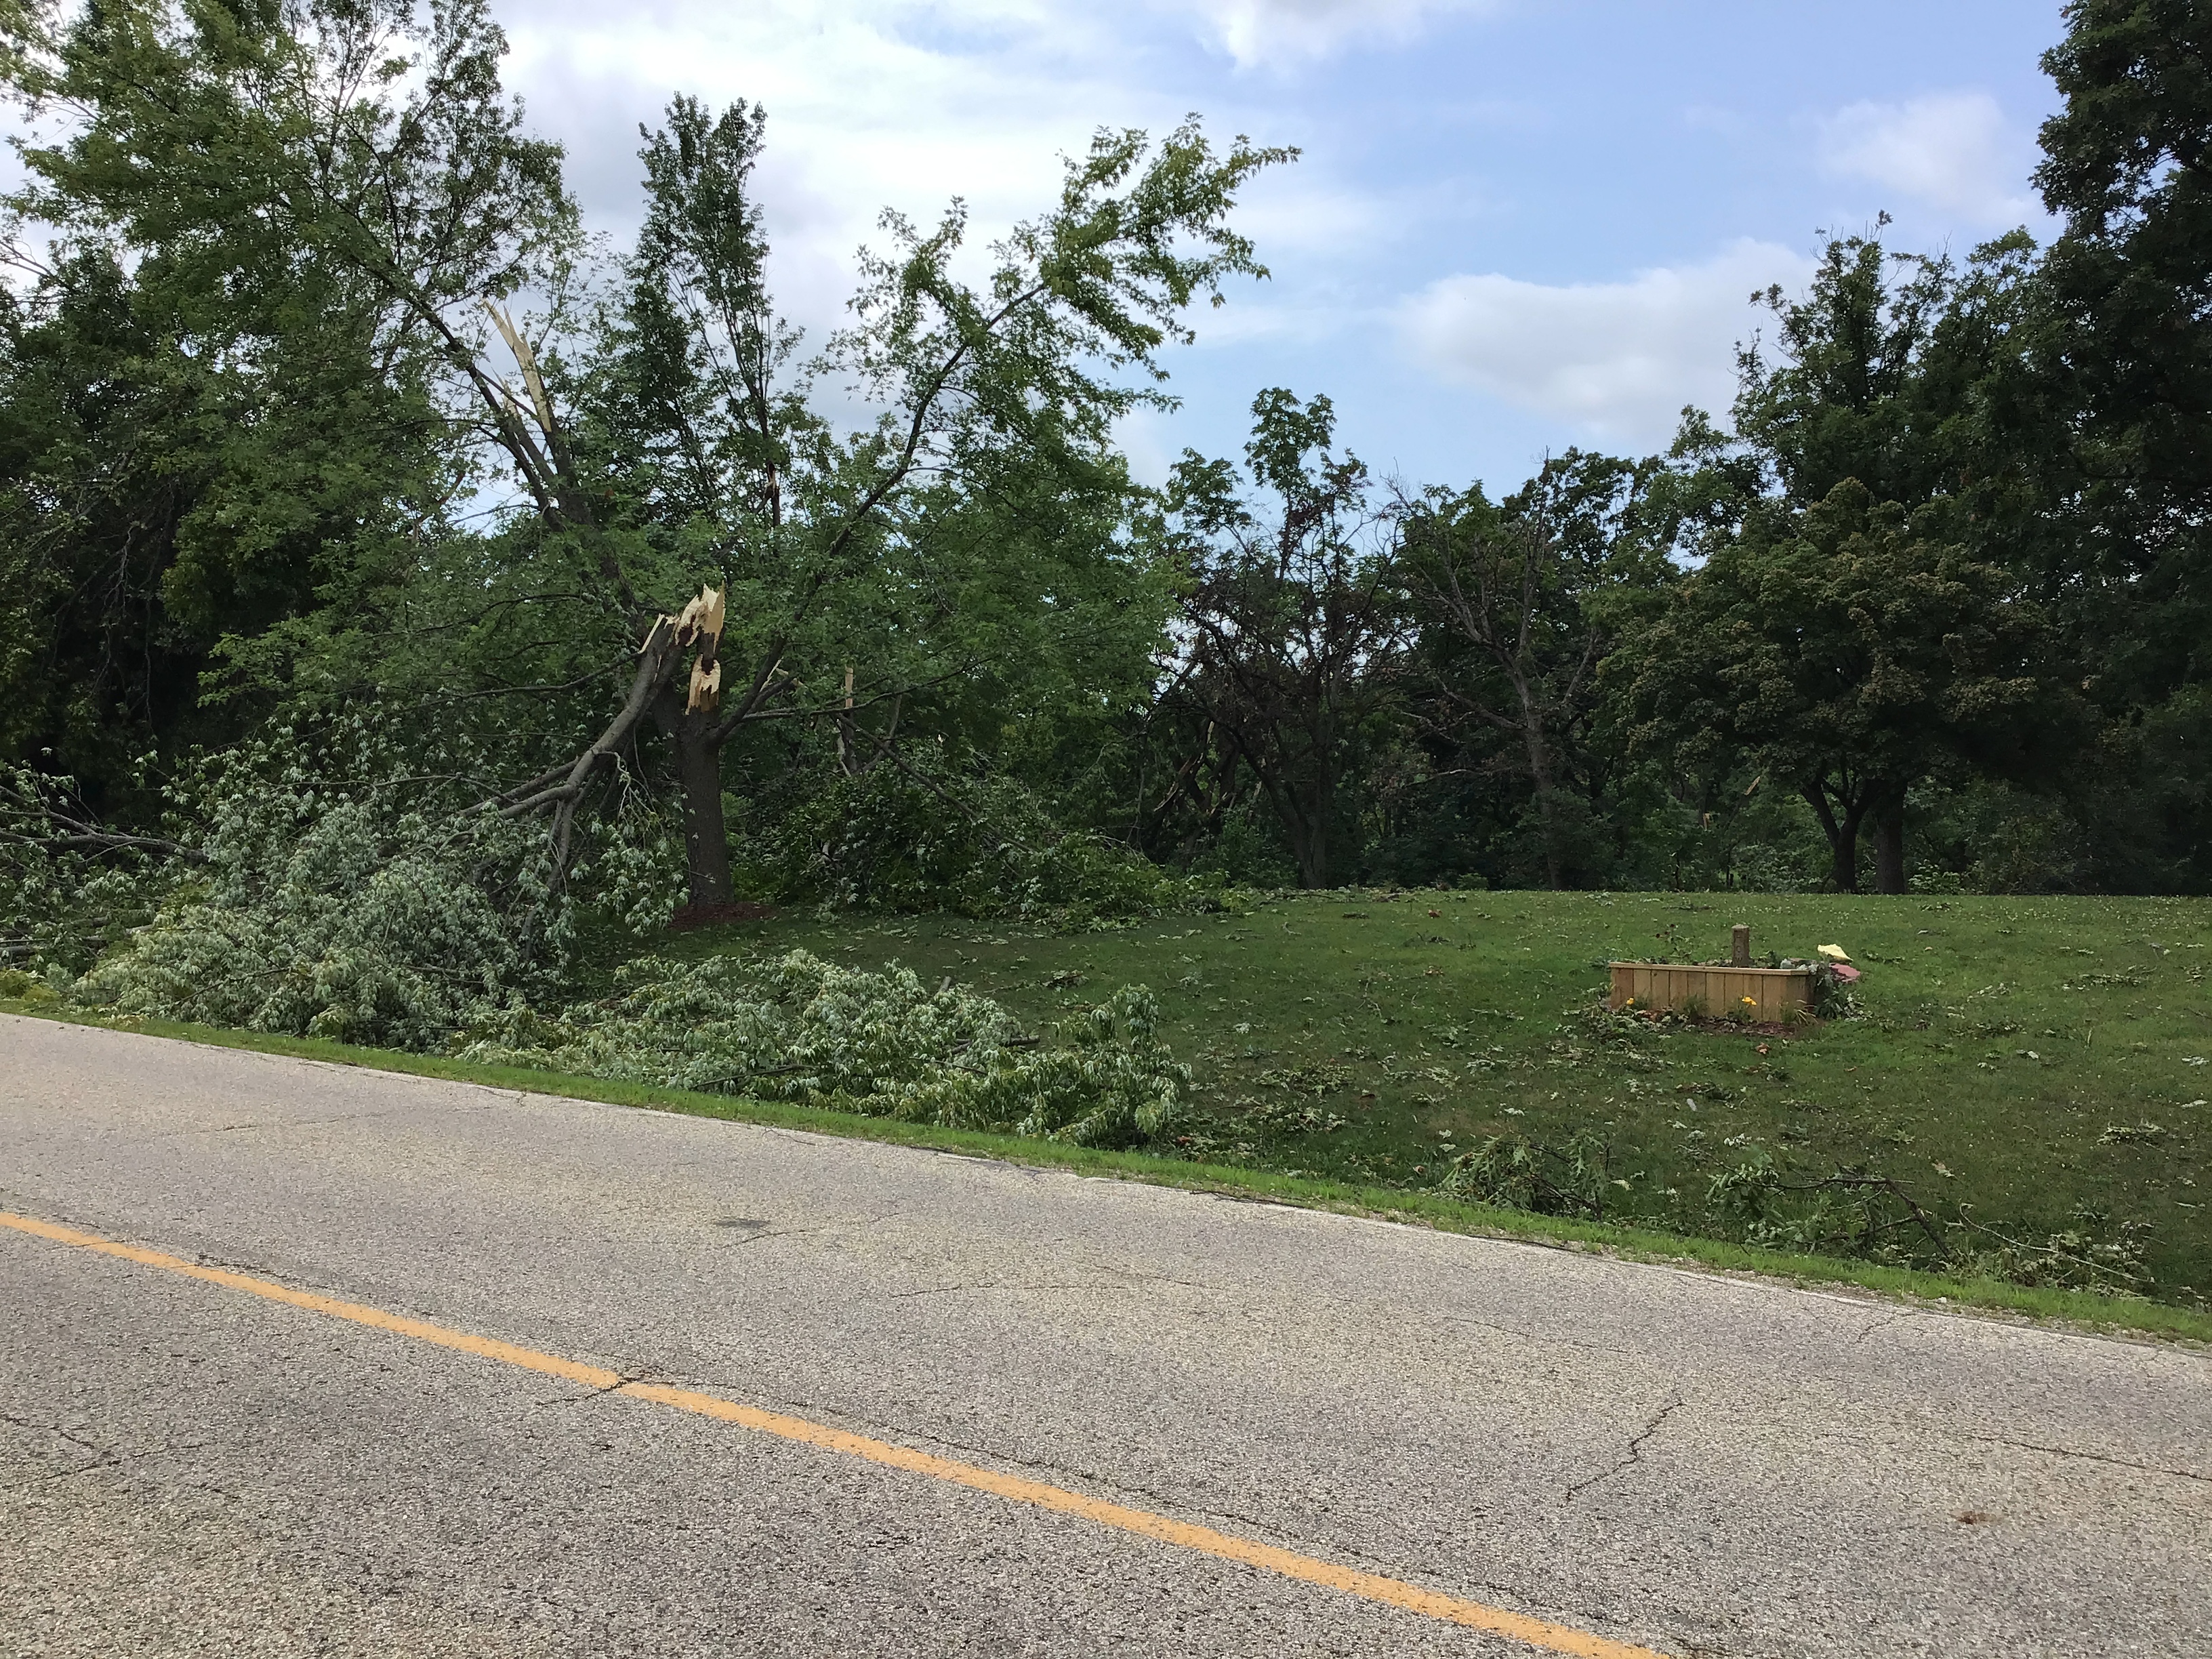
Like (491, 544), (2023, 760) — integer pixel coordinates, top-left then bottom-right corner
(1, 762), (171, 977)
(462, 952), (1190, 1151)
(36, 743), (1197, 1147)
(57, 721), (608, 1049)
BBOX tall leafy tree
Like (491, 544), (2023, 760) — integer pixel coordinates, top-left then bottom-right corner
(1162, 389), (1408, 888)
(1618, 480), (2072, 893)
(1613, 227), (2081, 891)
(1401, 451), (1677, 889)
(2034, 0), (2212, 884)
(0, 0), (529, 797)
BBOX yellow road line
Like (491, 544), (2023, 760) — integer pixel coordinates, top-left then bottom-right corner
(1, 1208), (1669, 1659)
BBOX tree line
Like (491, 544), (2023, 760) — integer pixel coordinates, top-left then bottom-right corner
(3, 0), (2206, 937)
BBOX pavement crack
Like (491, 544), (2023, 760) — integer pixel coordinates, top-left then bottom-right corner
(1850, 1308), (1914, 1345)
(1108, 1269), (1218, 1292)
(725, 1224), (835, 1246)
(538, 1368), (662, 1407)
(895, 1422), (1300, 1544)
(1959, 1433), (2210, 1485)
(0, 1412), (121, 1483)
(1, 1411), (117, 1462)
(1565, 1397), (1685, 1502)
(887, 1280), (1138, 1299)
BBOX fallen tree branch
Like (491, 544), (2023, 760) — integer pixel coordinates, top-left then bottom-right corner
(0, 788), (207, 866)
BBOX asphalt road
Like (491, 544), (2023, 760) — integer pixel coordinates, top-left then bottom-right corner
(2, 1012), (2207, 1658)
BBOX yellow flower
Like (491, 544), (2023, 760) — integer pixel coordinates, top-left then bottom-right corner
(1740, 996), (1756, 1006)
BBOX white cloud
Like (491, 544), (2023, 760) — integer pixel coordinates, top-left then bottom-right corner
(1816, 90), (2031, 222)
(499, 0), (1184, 336)
(495, 0), (1410, 352)
(1185, 0), (1494, 68)
(1395, 239), (1818, 449)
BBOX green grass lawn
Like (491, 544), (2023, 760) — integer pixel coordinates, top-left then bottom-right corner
(651, 891), (2212, 1307)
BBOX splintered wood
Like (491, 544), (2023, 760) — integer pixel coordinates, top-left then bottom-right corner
(674, 586), (726, 714)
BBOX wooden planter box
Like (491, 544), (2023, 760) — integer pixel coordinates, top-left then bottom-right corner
(1607, 962), (1814, 1022)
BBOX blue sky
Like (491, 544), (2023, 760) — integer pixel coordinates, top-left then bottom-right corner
(500, 0), (2070, 494)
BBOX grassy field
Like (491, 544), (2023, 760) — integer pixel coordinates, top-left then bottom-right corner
(651, 891), (2212, 1306)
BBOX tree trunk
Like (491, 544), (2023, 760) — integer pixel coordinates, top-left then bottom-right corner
(1515, 682), (1562, 890)
(1872, 798), (1908, 895)
(1805, 785), (1866, 894)
(1286, 796), (1329, 888)
(655, 692), (735, 912)
(1269, 772), (1328, 888)
(1296, 833), (1328, 889)
(676, 724), (735, 909)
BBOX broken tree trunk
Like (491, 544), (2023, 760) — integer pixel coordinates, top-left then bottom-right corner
(496, 584), (731, 918)
(653, 689), (737, 912)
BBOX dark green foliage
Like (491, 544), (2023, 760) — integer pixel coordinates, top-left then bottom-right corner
(2036, 0), (2212, 695)
(1150, 390), (1409, 888)
(0, 0), (566, 800)
(1614, 479), (2080, 893)
(0, 237), (442, 802)
(733, 756), (1208, 922)
(1401, 451), (1682, 890)
(2022, 1), (2212, 890)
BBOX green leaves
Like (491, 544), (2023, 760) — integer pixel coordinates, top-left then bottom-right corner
(2034, 0), (2212, 726)
(837, 118), (1292, 462)
(1616, 477), (2081, 889)
(0, 0), (580, 792)
(457, 950), (1191, 1153)
(1163, 388), (1406, 888)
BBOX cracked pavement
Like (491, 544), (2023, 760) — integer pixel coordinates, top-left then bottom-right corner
(3, 1013), (2210, 1657)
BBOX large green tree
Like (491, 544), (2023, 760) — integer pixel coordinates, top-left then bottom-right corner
(1161, 389), (1409, 888)
(2034, 0), (2212, 884)
(1612, 227), (2081, 892)
(0, 0), (521, 798)
(1618, 480), (2071, 893)
(1399, 451), (1679, 889)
